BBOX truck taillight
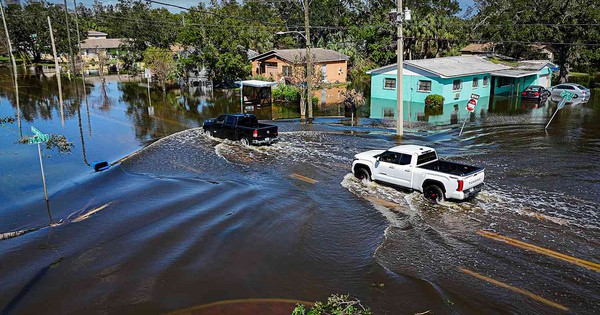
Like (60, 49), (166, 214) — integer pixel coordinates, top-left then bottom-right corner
(457, 180), (464, 191)
(521, 91), (527, 96)
(534, 92), (540, 97)
(253, 129), (258, 138)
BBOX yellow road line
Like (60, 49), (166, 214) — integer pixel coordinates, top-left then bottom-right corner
(365, 196), (400, 209)
(72, 202), (113, 222)
(477, 230), (600, 273)
(333, 162), (351, 170)
(165, 298), (314, 315)
(290, 173), (318, 184)
(459, 267), (569, 312)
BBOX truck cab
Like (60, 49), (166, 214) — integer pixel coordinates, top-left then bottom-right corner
(352, 145), (485, 202)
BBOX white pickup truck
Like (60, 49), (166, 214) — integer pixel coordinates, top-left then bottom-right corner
(352, 145), (485, 202)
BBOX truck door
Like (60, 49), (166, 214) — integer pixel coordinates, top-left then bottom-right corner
(375, 152), (402, 185)
(211, 115), (226, 137)
(392, 153), (413, 187)
(223, 115), (237, 139)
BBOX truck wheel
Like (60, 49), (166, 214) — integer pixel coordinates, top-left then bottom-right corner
(240, 137), (249, 146)
(203, 129), (211, 137)
(354, 167), (371, 182)
(424, 184), (445, 203)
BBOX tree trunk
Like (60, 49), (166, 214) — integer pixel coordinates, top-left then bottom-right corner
(557, 45), (569, 83)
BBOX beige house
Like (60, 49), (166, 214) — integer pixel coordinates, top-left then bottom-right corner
(80, 30), (126, 61)
(250, 48), (349, 83)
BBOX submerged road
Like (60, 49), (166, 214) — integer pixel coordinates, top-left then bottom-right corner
(1, 117), (599, 314)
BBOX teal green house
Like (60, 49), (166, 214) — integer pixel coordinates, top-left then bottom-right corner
(367, 56), (556, 122)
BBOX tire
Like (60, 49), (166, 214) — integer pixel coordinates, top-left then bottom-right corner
(424, 184), (445, 203)
(354, 167), (371, 182)
(204, 129), (211, 137)
(240, 137), (250, 146)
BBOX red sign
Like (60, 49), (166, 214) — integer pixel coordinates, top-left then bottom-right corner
(466, 98), (477, 112)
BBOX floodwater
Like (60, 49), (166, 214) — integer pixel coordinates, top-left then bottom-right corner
(1, 71), (599, 314)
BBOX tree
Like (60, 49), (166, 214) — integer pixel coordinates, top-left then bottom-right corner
(472, 0), (600, 82)
(143, 47), (176, 93)
(5, 2), (78, 64)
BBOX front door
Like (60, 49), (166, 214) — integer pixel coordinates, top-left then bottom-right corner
(223, 115), (237, 139)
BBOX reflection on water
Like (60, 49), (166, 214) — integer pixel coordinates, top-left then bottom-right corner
(1, 68), (600, 314)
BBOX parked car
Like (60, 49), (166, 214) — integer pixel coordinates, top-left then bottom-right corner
(202, 114), (278, 145)
(549, 83), (591, 102)
(352, 145), (485, 202)
(521, 85), (550, 102)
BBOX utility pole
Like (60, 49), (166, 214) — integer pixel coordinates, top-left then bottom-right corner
(396, 0), (404, 136)
(303, 0), (313, 121)
(63, 0), (76, 76)
(48, 16), (65, 126)
(1, 3), (21, 134)
(73, 0), (84, 76)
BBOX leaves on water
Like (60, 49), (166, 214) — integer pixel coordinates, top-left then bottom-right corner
(18, 134), (74, 156)
(0, 116), (15, 124)
(291, 294), (371, 315)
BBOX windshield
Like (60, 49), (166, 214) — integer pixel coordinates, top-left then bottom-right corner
(417, 151), (437, 165)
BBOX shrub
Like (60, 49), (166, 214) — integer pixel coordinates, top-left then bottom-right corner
(567, 72), (591, 87)
(291, 294), (371, 315)
(272, 84), (300, 103)
(424, 94), (444, 116)
(425, 94), (444, 109)
(252, 74), (273, 82)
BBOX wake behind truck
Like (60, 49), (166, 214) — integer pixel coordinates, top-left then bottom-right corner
(352, 145), (485, 202)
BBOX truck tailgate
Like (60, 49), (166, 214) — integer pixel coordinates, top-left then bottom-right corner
(257, 126), (278, 139)
(462, 170), (485, 191)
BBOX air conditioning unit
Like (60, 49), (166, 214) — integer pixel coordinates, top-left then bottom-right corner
(454, 93), (460, 100)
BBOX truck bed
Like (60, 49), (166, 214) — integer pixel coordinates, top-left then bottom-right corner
(418, 160), (482, 177)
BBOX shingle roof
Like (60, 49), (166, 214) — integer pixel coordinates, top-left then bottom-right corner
(461, 43), (495, 53)
(80, 38), (126, 49)
(491, 69), (539, 78)
(249, 48), (349, 63)
(516, 60), (557, 71)
(87, 30), (108, 37)
(407, 56), (509, 77)
(367, 56), (509, 78)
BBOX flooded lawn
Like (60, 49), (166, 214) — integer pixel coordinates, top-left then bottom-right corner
(0, 71), (599, 314)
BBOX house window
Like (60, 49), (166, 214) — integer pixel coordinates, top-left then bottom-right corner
(383, 108), (395, 118)
(452, 79), (462, 91)
(472, 77), (479, 88)
(418, 80), (431, 92)
(483, 76), (489, 87)
(282, 66), (291, 76)
(384, 78), (396, 90)
(266, 62), (277, 68)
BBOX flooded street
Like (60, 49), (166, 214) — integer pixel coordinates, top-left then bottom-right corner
(1, 72), (599, 314)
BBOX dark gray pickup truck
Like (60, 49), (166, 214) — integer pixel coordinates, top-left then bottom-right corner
(202, 114), (278, 145)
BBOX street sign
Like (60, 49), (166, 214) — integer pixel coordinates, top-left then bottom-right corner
(29, 126), (49, 144)
(31, 126), (45, 137)
(144, 68), (152, 79)
(560, 90), (575, 101)
(28, 135), (48, 144)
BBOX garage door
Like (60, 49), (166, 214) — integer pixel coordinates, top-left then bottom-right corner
(538, 74), (550, 87)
